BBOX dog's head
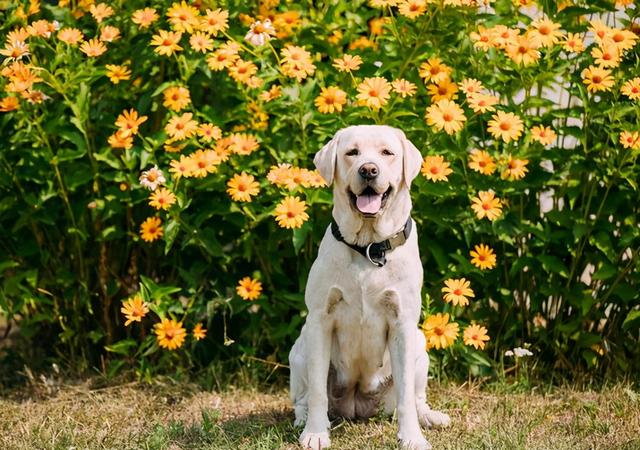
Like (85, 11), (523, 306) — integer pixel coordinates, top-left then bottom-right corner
(314, 125), (422, 219)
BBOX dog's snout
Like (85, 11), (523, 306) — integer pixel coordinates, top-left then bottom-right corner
(358, 162), (379, 180)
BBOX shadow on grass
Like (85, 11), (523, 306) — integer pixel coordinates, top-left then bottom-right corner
(143, 404), (300, 450)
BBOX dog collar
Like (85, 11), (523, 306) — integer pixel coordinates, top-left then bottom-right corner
(330, 217), (413, 267)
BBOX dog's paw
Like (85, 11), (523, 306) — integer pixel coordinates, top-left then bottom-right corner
(293, 405), (307, 427)
(397, 431), (431, 450)
(419, 409), (451, 428)
(299, 430), (331, 449)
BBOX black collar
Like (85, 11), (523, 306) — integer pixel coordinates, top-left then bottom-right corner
(330, 217), (413, 267)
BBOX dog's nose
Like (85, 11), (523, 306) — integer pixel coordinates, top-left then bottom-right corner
(358, 162), (379, 180)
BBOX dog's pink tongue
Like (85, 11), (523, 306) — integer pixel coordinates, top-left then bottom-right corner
(356, 193), (382, 214)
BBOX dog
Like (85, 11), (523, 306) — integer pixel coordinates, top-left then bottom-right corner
(289, 125), (450, 450)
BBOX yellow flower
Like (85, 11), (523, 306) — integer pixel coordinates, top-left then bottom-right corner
(207, 44), (240, 71)
(100, 26), (121, 43)
(391, 79), (417, 98)
(332, 54), (363, 73)
(470, 26), (496, 51)
(27, 20), (54, 38)
(491, 25), (520, 49)
(356, 77), (391, 110)
(471, 190), (502, 221)
(237, 277), (263, 301)
(108, 130), (133, 149)
(529, 18), (563, 48)
(229, 133), (260, 155)
(165, 112), (198, 140)
(200, 8), (229, 36)
(105, 64), (131, 84)
(189, 149), (220, 177)
(468, 149), (496, 175)
(425, 99), (466, 135)
(398, 0), (427, 19)
(459, 78), (484, 96)
(260, 85), (282, 102)
(89, 3), (114, 23)
(501, 156), (529, 181)
(154, 318), (187, 350)
(168, 155), (194, 178)
(505, 34), (541, 66)
(619, 131), (640, 149)
(421, 155), (452, 182)
(561, 32), (585, 53)
(427, 78), (459, 102)
(132, 8), (159, 29)
(605, 28), (638, 53)
(442, 278), (474, 307)
(167, 1), (200, 33)
(470, 244), (497, 270)
(463, 324), (490, 350)
(58, 27), (84, 45)
(280, 45), (316, 82)
(487, 111), (524, 143)
(189, 31), (214, 53)
(150, 30), (183, 56)
(80, 38), (107, 57)
(467, 92), (498, 114)
(115, 108), (148, 137)
(422, 313), (459, 350)
(192, 323), (207, 340)
(530, 125), (556, 146)
(140, 216), (163, 242)
(228, 59), (258, 84)
(418, 57), (451, 84)
(197, 123), (222, 142)
(120, 295), (149, 326)
(163, 86), (191, 111)
(581, 65), (614, 93)
(591, 45), (620, 68)
(149, 187), (176, 210)
(621, 77), (640, 100)
(589, 19), (610, 46)
(315, 86), (347, 114)
(227, 172), (260, 202)
(0, 96), (20, 112)
(274, 196), (309, 229)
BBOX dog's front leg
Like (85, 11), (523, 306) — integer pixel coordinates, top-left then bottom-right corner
(299, 313), (332, 449)
(389, 319), (430, 450)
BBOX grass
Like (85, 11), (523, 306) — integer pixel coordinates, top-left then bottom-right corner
(0, 380), (638, 450)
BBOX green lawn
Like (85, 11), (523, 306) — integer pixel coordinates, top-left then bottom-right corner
(0, 381), (638, 449)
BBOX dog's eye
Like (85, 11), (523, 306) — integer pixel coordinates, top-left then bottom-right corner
(345, 149), (359, 156)
(381, 149), (394, 156)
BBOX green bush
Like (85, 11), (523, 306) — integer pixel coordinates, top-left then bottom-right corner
(0, 0), (638, 383)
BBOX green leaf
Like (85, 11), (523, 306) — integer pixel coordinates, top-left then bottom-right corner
(105, 339), (137, 356)
(622, 310), (640, 331)
(591, 262), (617, 281)
(538, 255), (569, 278)
(164, 219), (180, 255)
(292, 222), (311, 254)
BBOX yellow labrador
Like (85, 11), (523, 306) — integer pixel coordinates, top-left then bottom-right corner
(289, 125), (450, 450)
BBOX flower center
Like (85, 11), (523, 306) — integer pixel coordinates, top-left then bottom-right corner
(430, 166), (439, 174)
(592, 75), (602, 83)
(442, 113), (453, 122)
(453, 288), (462, 296)
(500, 122), (510, 131)
(434, 326), (444, 336)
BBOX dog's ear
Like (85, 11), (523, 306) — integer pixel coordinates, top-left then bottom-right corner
(314, 131), (341, 185)
(396, 130), (423, 188)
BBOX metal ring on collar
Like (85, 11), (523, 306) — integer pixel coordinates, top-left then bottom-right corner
(365, 243), (384, 267)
